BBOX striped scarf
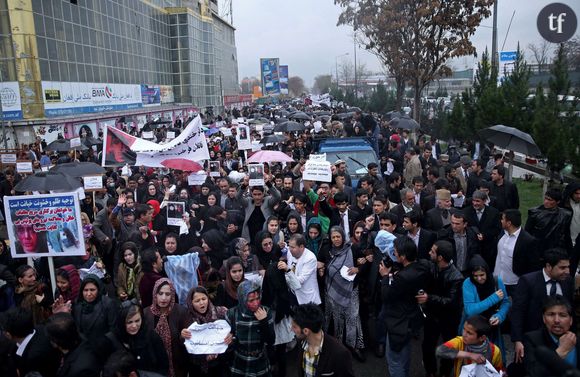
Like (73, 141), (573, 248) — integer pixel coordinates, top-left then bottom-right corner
(150, 278), (176, 377)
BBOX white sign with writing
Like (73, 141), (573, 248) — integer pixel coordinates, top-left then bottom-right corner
(1, 154), (17, 164)
(188, 172), (207, 186)
(16, 161), (33, 174)
(70, 137), (81, 148)
(220, 127), (232, 137)
(303, 160), (332, 182)
(184, 319), (231, 355)
(308, 153), (327, 162)
(83, 175), (103, 190)
(166, 131), (175, 139)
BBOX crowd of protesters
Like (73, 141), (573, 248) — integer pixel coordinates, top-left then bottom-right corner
(0, 103), (579, 377)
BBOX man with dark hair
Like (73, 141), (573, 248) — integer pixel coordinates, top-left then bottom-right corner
(138, 248), (164, 308)
(129, 203), (155, 251)
(466, 159), (490, 197)
(367, 162), (384, 185)
(351, 188), (372, 219)
(280, 234), (321, 305)
(511, 248), (574, 364)
(387, 172), (403, 204)
(402, 210), (437, 260)
(404, 147), (422, 187)
(379, 236), (430, 377)
(464, 190), (502, 270)
(320, 191), (360, 239)
(440, 211), (482, 274)
(525, 188), (572, 252)
(523, 295), (580, 376)
(292, 303), (355, 377)
(490, 165), (519, 212)
(45, 312), (100, 377)
(494, 209), (540, 296)
(103, 350), (165, 377)
(238, 175), (281, 243)
(93, 196), (117, 256)
(1, 307), (60, 377)
(419, 240), (464, 377)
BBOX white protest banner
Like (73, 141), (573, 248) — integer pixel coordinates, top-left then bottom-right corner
(83, 175), (103, 191)
(70, 137), (81, 148)
(184, 320), (231, 355)
(16, 161), (33, 174)
(188, 172), (208, 186)
(1, 154), (17, 164)
(255, 124), (263, 132)
(4, 193), (85, 258)
(308, 153), (327, 161)
(135, 116), (210, 167)
(236, 125), (251, 150)
(248, 164), (265, 186)
(142, 131), (154, 139)
(166, 131), (175, 139)
(166, 201), (186, 226)
(303, 159), (332, 182)
(220, 127), (232, 137)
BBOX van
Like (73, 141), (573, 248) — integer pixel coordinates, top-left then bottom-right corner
(317, 137), (379, 187)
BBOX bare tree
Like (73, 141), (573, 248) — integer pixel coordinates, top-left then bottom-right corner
(527, 40), (553, 73)
(338, 59), (354, 87)
(288, 76), (307, 97)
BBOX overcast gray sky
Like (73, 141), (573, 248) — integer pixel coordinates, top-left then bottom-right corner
(230, 0), (579, 88)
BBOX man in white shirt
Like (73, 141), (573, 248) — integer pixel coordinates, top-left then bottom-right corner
(278, 234), (321, 305)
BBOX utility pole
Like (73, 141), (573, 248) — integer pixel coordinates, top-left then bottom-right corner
(491, 0), (498, 71)
(0, 70), (6, 150)
(353, 34), (358, 98)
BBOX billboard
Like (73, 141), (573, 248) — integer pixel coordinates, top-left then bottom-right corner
(279, 65), (289, 95)
(141, 85), (161, 107)
(42, 81), (142, 117)
(0, 81), (22, 120)
(260, 58), (280, 96)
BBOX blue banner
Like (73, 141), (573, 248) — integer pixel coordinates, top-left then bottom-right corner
(141, 85), (161, 106)
(279, 65), (289, 95)
(260, 58), (281, 96)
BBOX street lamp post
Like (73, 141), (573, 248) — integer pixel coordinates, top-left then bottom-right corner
(335, 53), (349, 90)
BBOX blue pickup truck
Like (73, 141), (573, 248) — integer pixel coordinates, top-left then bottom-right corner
(317, 137), (379, 187)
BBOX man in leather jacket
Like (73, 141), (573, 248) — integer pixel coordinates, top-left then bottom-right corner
(418, 240), (464, 377)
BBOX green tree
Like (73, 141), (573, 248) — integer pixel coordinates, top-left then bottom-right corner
(368, 82), (389, 113)
(499, 45), (532, 133)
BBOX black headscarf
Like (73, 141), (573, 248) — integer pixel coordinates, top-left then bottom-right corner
(78, 274), (104, 314)
(468, 254), (498, 319)
(254, 230), (282, 269)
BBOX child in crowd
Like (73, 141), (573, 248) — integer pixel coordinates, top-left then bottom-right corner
(436, 315), (503, 377)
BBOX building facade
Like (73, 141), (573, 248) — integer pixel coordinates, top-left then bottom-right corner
(0, 0), (238, 146)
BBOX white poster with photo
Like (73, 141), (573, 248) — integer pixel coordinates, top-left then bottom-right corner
(188, 172), (208, 186)
(248, 164), (265, 186)
(209, 161), (221, 177)
(236, 125), (251, 150)
(303, 159), (332, 182)
(16, 161), (33, 174)
(166, 201), (186, 226)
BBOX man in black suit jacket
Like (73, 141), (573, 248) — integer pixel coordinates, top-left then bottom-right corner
(293, 304), (355, 377)
(390, 188), (422, 227)
(523, 295), (579, 377)
(512, 248), (574, 364)
(464, 190), (502, 270)
(494, 209), (541, 296)
(402, 210), (437, 260)
(1, 307), (61, 377)
(424, 189), (453, 237)
(490, 165), (519, 212)
(440, 211), (482, 274)
(319, 192), (360, 239)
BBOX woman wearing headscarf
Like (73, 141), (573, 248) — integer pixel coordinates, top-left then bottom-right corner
(146, 199), (167, 246)
(143, 278), (189, 377)
(318, 226), (365, 361)
(215, 256), (245, 309)
(304, 217), (330, 258)
(254, 230), (282, 270)
(142, 183), (163, 204)
(282, 212), (304, 240)
(115, 241), (143, 302)
(14, 265), (53, 325)
(228, 237), (262, 274)
(181, 286), (228, 377)
(460, 254), (510, 359)
(72, 274), (117, 357)
(54, 264), (80, 304)
(201, 229), (230, 270)
(226, 280), (275, 377)
(106, 302), (169, 376)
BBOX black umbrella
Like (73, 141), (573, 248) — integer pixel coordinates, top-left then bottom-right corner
(348, 107), (362, 112)
(289, 112), (311, 121)
(275, 117), (289, 124)
(385, 111), (403, 121)
(277, 110), (290, 117)
(336, 112), (356, 120)
(389, 115), (421, 131)
(314, 111), (332, 116)
(274, 121), (305, 133)
(51, 161), (106, 177)
(479, 125), (541, 156)
(14, 171), (82, 192)
(249, 118), (270, 124)
(46, 139), (89, 152)
(316, 115), (331, 123)
(81, 136), (101, 147)
(260, 134), (286, 144)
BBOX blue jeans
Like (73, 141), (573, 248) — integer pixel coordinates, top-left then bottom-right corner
(375, 304), (387, 345)
(386, 335), (411, 377)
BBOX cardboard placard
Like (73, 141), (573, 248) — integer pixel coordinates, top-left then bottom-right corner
(303, 159), (332, 182)
(248, 163), (265, 186)
(83, 175), (104, 191)
(1, 154), (17, 164)
(70, 137), (81, 148)
(236, 125), (251, 150)
(221, 127), (232, 137)
(16, 161), (33, 174)
(166, 201), (186, 226)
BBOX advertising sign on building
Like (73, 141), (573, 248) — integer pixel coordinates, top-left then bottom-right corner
(260, 58), (281, 96)
(0, 82), (23, 120)
(279, 65), (289, 95)
(42, 81), (142, 117)
(223, 94), (253, 109)
(160, 85), (175, 104)
(141, 85), (161, 107)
